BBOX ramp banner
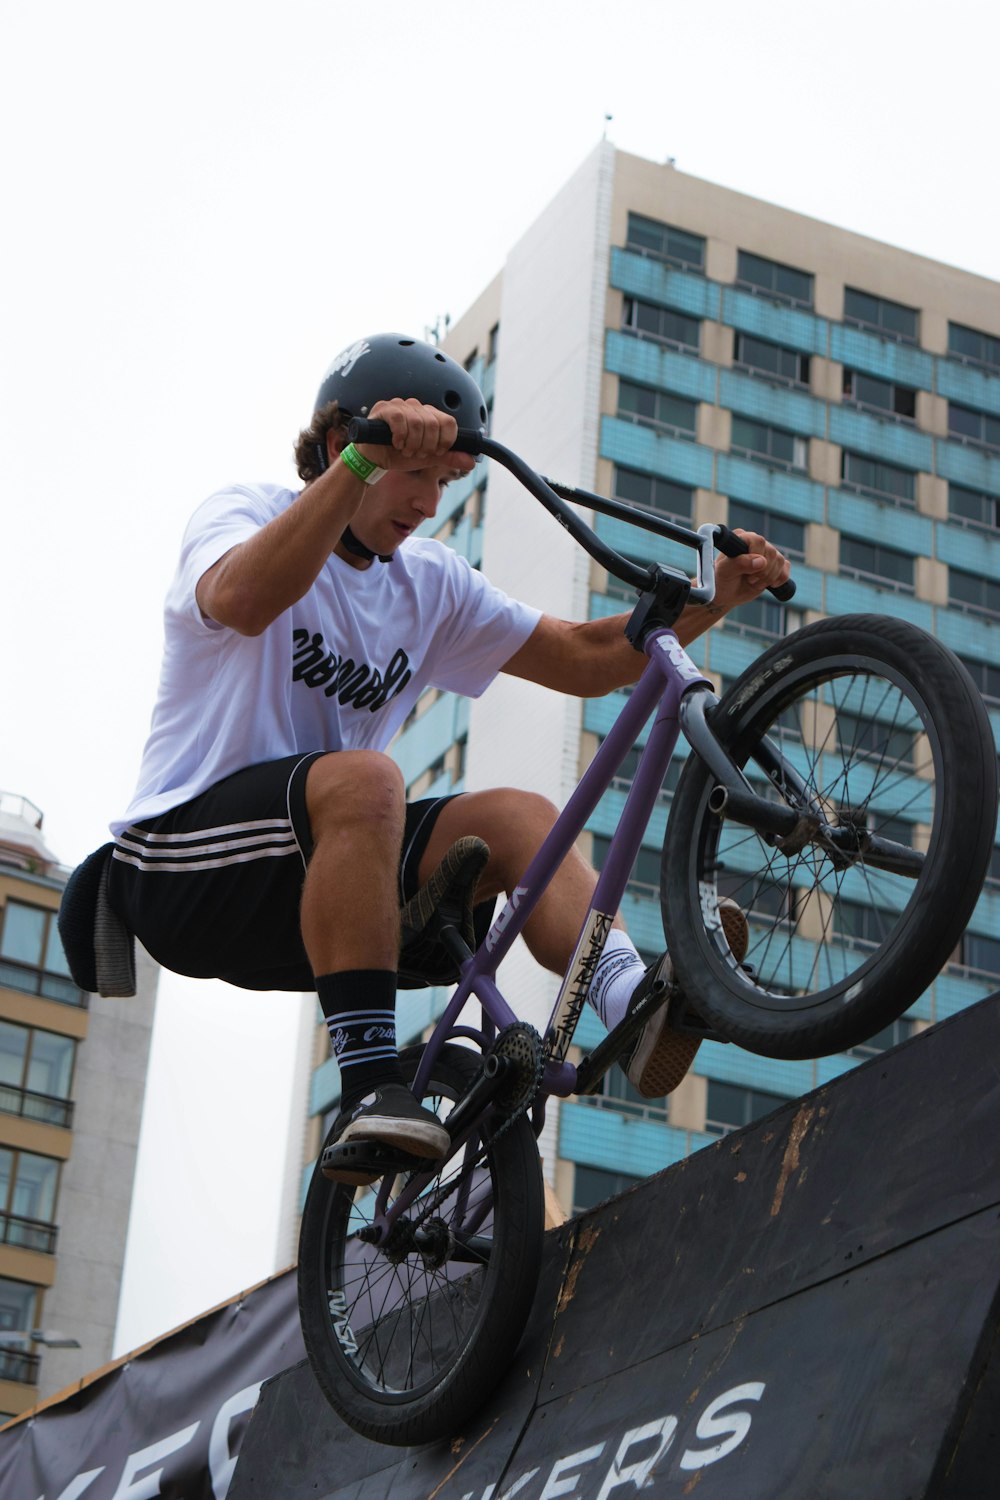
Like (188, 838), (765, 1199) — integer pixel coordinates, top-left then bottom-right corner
(0, 1267), (304, 1500)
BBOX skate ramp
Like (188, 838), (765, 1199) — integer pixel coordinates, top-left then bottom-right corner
(230, 991), (1000, 1500)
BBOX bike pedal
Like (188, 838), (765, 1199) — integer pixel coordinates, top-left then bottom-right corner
(665, 990), (730, 1043)
(321, 1139), (434, 1185)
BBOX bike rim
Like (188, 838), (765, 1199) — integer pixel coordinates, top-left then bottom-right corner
(693, 655), (942, 1013)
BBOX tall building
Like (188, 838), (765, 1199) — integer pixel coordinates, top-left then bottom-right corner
(296, 143), (1000, 1221)
(0, 795), (157, 1419)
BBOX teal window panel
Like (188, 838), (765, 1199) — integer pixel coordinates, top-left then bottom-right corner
(482, 357), (496, 405)
(935, 438), (1000, 497)
(606, 330), (717, 404)
(587, 787), (670, 850)
(722, 287), (828, 356)
(719, 369), (827, 438)
(601, 414), (714, 489)
(938, 359), (1000, 418)
(610, 247), (721, 321)
(828, 491), (933, 554)
(574, 1007), (607, 1052)
(815, 1054), (861, 1086)
(393, 692), (469, 786)
(825, 575), (933, 627)
(559, 1099), (706, 1177)
(719, 565), (823, 616)
(711, 630), (772, 680)
(935, 520), (1000, 575)
(829, 406), (933, 470)
(594, 513), (701, 569)
(696, 1046), (815, 1097)
(933, 970), (998, 1021)
(397, 986), (453, 1046)
(830, 325), (934, 390)
(310, 1053), (340, 1118)
(717, 453), (825, 522)
(936, 606), (1000, 661)
(617, 891), (665, 952)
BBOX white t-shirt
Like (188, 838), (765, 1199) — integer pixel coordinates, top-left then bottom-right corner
(112, 483), (541, 833)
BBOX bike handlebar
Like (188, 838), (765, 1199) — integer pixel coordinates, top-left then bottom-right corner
(346, 418), (796, 604)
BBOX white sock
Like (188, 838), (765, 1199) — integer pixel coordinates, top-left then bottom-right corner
(589, 930), (646, 1030)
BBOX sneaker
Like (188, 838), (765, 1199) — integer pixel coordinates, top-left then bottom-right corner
(322, 1084), (450, 1185)
(623, 899), (749, 1099)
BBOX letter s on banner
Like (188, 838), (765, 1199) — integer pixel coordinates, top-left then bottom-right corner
(679, 1382), (766, 1470)
(209, 1382), (264, 1500)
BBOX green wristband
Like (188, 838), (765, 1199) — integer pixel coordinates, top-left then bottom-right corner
(340, 442), (386, 486)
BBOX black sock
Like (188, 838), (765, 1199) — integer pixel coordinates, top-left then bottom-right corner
(316, 970), (403, 1108)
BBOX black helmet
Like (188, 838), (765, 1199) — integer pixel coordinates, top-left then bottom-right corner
(314, 333), (488, 429)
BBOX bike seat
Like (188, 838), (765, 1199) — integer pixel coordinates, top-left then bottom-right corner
(397, 837), (492, 988)
(57, 844), (136, 998)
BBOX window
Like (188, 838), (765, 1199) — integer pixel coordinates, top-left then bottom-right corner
(949, 567), (1000, 620)
(727, 500), (805, 560)
(841, 451), (916, 507)
(958, 655), (1000, 705)
(842, 369), (916, 421)
(958, 932), (1000, 977)
(0, 1276), (40, 1381)
(724, 594), (804, 641)
(733, 332), (809, 387)
(731, 415), (808, 471)
(0, 1022), (75, 1128)
(949, 483), (1000, 530)
(986, 846), (1000, 887)
(573, 1165), (642, 1216)
(618, 380), (697, 437)
(948, 321), (1000, 373)
(622, 297), (700, 352)
(597, 738), (683, 800)
(0, 1148), (60, 1253)
(836, 713), (915, 768)
(705, 1081), (787, 1136)
(625, 213), (705, 273)
(948, 403), (1000, 452)
(843, 288), (918, 344)
(840, 536), (914, 591)
(613, 466), (693, 524)
(847, 1017), (916, 1059)
(736, 251), (813, 308)
(487, 323), (499, 363)
(592, 835), (661, 898)
(0, 900), (82, 1006)
(834, 901), (897, 948)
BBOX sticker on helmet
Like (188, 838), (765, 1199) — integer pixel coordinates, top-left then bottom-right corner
(324, 339), (371, 381)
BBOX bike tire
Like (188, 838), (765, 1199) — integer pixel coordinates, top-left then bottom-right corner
(297, 1042), (544, 1446)
(661, 614), (997, 1058)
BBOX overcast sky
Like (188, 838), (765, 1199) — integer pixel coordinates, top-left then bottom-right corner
(2, 0), (997, 1357)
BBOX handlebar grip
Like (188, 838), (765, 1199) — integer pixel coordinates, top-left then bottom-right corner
(714, 525), (797, 602)
(347, 417), (486, 456)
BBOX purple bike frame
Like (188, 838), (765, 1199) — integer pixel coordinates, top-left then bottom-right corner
(411, 625), (713, 1102)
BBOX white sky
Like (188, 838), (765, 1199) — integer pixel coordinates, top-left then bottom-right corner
(1, 0), (996, 1357)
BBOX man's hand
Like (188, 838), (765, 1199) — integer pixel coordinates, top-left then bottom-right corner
(709, 529), (791, 616)
(351, 397), (475, 476)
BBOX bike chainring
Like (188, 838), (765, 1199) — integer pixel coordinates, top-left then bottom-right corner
(489, 1022), (545, 1118)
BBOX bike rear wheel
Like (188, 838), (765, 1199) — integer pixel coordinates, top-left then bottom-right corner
(661, 614), (997, 1058)
(297, 1042), (544, 1446)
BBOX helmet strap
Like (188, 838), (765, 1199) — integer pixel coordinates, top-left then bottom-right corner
(341, 526), (393, 565)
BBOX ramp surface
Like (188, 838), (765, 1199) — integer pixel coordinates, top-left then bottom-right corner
(231, 992), (1000, 1500)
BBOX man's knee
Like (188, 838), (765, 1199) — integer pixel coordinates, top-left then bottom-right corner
(305, 751), (405, 837)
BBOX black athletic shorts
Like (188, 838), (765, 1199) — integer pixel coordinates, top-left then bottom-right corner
(108, 753), (489, 992)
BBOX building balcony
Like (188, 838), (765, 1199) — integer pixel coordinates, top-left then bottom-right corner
(0, 1343), (41, 1385)
(0, 957), (87, 1008)
(0, 1080), (74, 1129)
(0, 1209), (58, 1255)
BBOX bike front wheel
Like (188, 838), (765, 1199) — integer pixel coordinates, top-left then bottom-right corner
(661, 614), (997, 1058)
(297, 1042), (544, 1446)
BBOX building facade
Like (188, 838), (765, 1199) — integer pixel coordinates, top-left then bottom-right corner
(0, 796), (157, 1419)
(299, 143), (1000, 1218)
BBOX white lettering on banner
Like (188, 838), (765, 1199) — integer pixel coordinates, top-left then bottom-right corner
(595, 1416), (678, 1497)
(40, 1471), (105, 1500)
(679, 1382), (766, 1469)
(107, 1423), (200, 1500)
(539, 1443), (605, 1498)
(209, 1383), (263, 1500)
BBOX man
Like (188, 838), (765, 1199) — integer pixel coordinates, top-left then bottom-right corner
(107, 334), (789, 1177)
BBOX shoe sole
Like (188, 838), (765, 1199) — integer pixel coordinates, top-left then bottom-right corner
(339, 1113), (450, 1159)
(630, 900), (749, 1098)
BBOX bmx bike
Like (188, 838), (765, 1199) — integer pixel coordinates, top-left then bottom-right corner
(297, 419), (997, 1445)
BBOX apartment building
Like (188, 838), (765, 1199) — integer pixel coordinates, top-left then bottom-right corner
(0, 795), (157, 1418)
(297, 143), (1000, 1219)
